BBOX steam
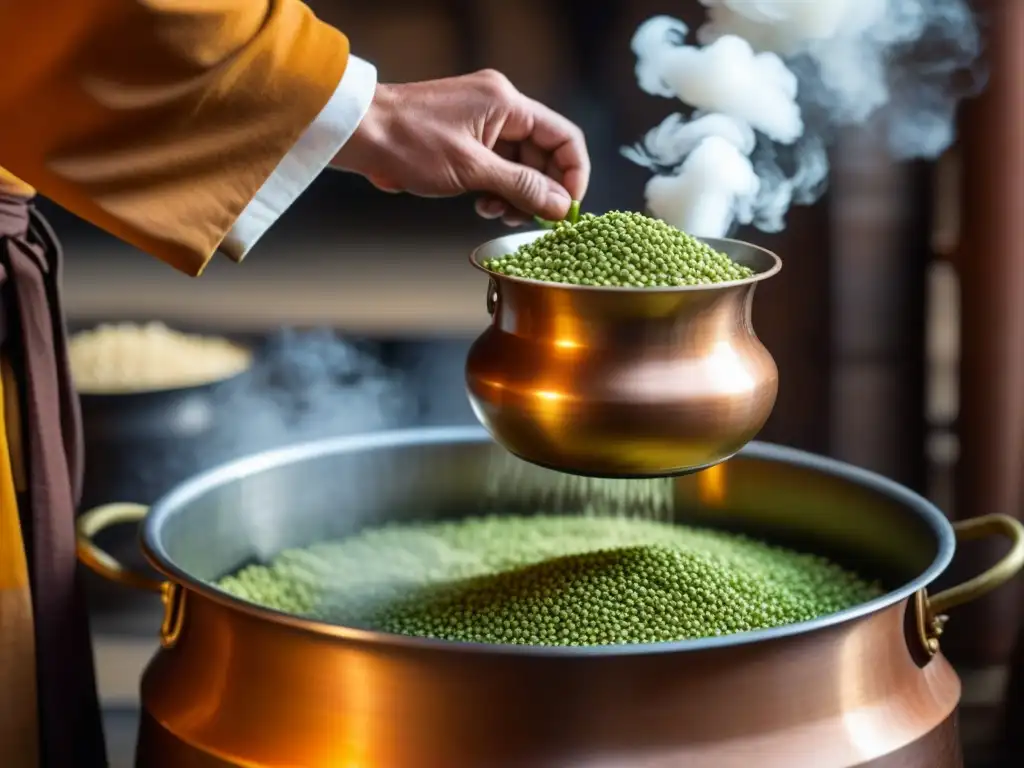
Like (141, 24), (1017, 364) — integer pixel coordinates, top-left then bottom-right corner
(218, 329), (413, 454)
(632, 20), (804, 143)
(623, 1), (983, 237)
(92, 328), (415, 515)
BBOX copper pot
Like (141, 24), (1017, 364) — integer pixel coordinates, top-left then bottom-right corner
(465, 232), (782, 478)
(76, 428), (1024, 767)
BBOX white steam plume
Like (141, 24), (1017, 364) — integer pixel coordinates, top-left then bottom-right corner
(623, 1), (983, 238)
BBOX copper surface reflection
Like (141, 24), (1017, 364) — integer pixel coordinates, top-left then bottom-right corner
(466, 233), (781, 477)
(697, 462), (728, 507)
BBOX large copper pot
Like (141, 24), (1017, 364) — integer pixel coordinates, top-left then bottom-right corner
(465, 232), (781, 478)
(76, 427), (1024, 767)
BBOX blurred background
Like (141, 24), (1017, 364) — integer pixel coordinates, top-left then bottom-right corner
(48, 1), (1023, 765)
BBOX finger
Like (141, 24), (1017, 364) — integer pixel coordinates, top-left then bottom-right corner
(477, 196), (529, 226)
(519, 144), (564, 220)
(465, 145), (573, 221)
(543, 151), (565, 188)
(475, 196), (507, 219)
(502, 211), (531, 227)
(519, 142), (549, 175)
(501, 97), (591, 202)
(493, 140), (520, 163)
(488, 143), (527, 219)
(522, 144), (568, 204)
(479, 141), (545, 225)
(367, 174), (403, 194)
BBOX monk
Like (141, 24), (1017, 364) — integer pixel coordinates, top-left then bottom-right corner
(0, 2), (590, 766)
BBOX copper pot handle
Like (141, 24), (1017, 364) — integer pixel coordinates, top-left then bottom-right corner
(486, 278), (498, 316)
(916, 513), (1024, 655)
(75, 503), (185, 649)
(76, 503), (162, 592)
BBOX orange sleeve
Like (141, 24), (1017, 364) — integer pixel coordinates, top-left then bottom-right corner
(0, 0), (351, 276)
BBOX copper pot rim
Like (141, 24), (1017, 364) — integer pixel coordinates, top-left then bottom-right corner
(137, 427), (955, 658)
(469, 231), (783, 293)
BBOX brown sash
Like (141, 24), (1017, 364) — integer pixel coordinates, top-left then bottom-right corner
(0, 194), (107, 767)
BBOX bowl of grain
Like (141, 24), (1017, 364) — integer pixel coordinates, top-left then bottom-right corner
(69, 321), (252, 397)
(466, 211), (782, 479)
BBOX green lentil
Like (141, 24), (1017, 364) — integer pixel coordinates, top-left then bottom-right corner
(216, 515), (882, 646)
(483, 210), (755, 287)
(535, 199), (582, 229)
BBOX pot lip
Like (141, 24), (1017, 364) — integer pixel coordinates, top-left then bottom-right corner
(141, 426), (955, 657)
(469, 231), (783, 293)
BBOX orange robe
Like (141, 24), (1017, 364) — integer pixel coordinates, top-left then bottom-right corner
(0, 2), (377, 765)
(0, 0), (377, 276)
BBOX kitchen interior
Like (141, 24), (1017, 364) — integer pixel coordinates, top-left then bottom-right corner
(48, 0), (1024, 766)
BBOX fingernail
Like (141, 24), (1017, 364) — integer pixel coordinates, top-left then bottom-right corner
(476, 199), (505, 219)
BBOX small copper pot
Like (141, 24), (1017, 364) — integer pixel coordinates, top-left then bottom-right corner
(76, 429), (1024, 768)
(465, 232), (782, 478)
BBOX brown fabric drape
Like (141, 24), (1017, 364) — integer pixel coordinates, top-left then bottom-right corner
(0, 193), (106, 767)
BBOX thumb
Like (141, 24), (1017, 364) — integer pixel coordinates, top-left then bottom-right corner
(466, 147), (573, 221)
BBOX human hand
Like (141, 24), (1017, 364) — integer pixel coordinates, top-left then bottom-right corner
(332, 70), (590, 226)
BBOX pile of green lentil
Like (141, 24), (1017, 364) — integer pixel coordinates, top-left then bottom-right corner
(483, 210), (755, 287)
(216, 515), (882, 647)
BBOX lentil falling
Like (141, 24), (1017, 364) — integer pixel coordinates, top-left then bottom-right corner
(483, 210), (755, 287)
(217, 515), (882, 647)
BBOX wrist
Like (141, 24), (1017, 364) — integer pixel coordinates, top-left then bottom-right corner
(331, 83), (394, 176)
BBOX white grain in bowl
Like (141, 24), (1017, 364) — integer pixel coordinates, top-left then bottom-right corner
(69, 322), (253, 394)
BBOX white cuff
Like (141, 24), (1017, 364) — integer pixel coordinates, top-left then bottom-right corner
(219, 55), (378, 262)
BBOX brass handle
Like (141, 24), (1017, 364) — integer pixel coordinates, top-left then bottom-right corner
(917, 513), (1024, 655)
(930, 514), (1024, 613)
(486, 278), (498, 315)
(76, 503), (185, 648)
(76, 503), (162, 593)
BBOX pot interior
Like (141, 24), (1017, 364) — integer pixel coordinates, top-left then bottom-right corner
(145, 428), (952, 615)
